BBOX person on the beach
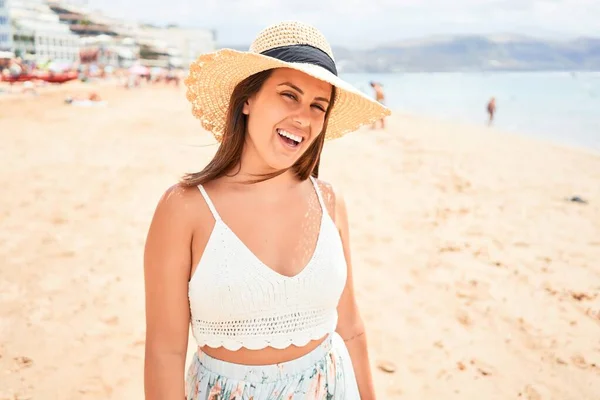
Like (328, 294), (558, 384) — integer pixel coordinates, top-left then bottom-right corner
(487, 97), (496, 126)
(8, 58), (24, 78)
(370, 81), (386, 129)
(143, 21), (390, 400)
(64, 92), (103, 105)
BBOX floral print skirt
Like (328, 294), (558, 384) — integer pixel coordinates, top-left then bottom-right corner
(185, 333), (360, 399)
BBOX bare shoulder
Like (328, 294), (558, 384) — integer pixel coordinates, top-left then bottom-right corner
(144, 183), (208, 277)
(154, 183), (202, 220)
(148, 182), (210, 238)
(314, 178), (348, 228)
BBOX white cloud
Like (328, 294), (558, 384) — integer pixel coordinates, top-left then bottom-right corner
(86, 0), (600, 46)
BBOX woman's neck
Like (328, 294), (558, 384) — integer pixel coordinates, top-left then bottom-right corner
(221, 144), (303, 190)
(223, 166), (300, 190)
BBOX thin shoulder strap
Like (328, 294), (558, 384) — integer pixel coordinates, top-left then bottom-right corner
(309, 176), (327, 212)
(197, 185), (221, 221)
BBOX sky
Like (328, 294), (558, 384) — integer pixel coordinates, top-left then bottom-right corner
(85, 0), (600, 47)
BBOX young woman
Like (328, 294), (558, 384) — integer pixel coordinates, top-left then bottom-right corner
(143, 21), (390, 399)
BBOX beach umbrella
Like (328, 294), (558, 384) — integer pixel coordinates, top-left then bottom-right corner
(128, 64), (149, 75)
(47, 61), (72, 72)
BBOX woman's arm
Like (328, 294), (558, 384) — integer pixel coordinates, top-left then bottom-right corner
(144, 185), (195, 400)
(332, 188), (377, 400)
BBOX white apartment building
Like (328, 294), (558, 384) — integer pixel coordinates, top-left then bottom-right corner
(8, 0), (80, 62)
(161, 27), (216, 67)
(138, 25), (216, 68)
(0, 0), (13, 52)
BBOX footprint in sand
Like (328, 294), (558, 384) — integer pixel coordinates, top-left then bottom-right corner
(455, 309), (472, 327)
(438, 243), (462, 253)
(544, 286), (559, 296)
(585, 308), (600, 321)
(469, 358), (494, 376)
(570, 291), (597, 301)
(522, 384), (541, 400)
(521, 383), (552, 399)
(102, 316), (119, 326)
(377, 360), (396, 373)
(51, 216), (68, 225)
(13, 356), (33, 371)
(555, 356), (568, 365)
(455, 279), (491, 302)
(570, 353), (589, 369)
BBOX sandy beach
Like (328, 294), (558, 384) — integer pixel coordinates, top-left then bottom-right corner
(1, 82), (599, 399)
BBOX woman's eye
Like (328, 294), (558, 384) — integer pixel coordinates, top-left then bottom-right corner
(282, 92), (325, 112)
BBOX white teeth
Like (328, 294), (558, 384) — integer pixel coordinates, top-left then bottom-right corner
(277, 129), (303, 143)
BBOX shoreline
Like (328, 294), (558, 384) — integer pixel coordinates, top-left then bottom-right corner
(391, 109), (600, 157)
(342, 70), (600, 155)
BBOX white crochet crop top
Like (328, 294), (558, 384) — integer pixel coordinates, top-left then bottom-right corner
(188, 177), (348, 350)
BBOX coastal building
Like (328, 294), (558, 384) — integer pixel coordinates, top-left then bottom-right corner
(4, 0), (216, 68)
(47, 1), (118, 37)
(134, 24), (216, 68)
(47, 1), (139, 67)
(0, 0), (13, 52)
(160, 26), (216, 67)
(78, 34), (138, 67)
(6, 0), (80, 62)
(48, 1), (216, 68)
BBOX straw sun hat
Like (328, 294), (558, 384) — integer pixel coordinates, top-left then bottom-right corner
(184, 21), (391, 142)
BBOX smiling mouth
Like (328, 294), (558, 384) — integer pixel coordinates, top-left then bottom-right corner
(277, 128), (303, 147)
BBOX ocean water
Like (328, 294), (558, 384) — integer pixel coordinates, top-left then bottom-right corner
(342, 72), (600, 152)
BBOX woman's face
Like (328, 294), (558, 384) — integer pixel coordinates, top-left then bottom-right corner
(242, 68), (333, 171)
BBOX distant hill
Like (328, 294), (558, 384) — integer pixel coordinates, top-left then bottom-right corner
(220, 35), (600, 72)
(218, 44), (249, 52)
(336, 35), (600, 72)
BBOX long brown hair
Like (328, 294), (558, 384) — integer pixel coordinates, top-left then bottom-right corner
(180, 69), (336, 187)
